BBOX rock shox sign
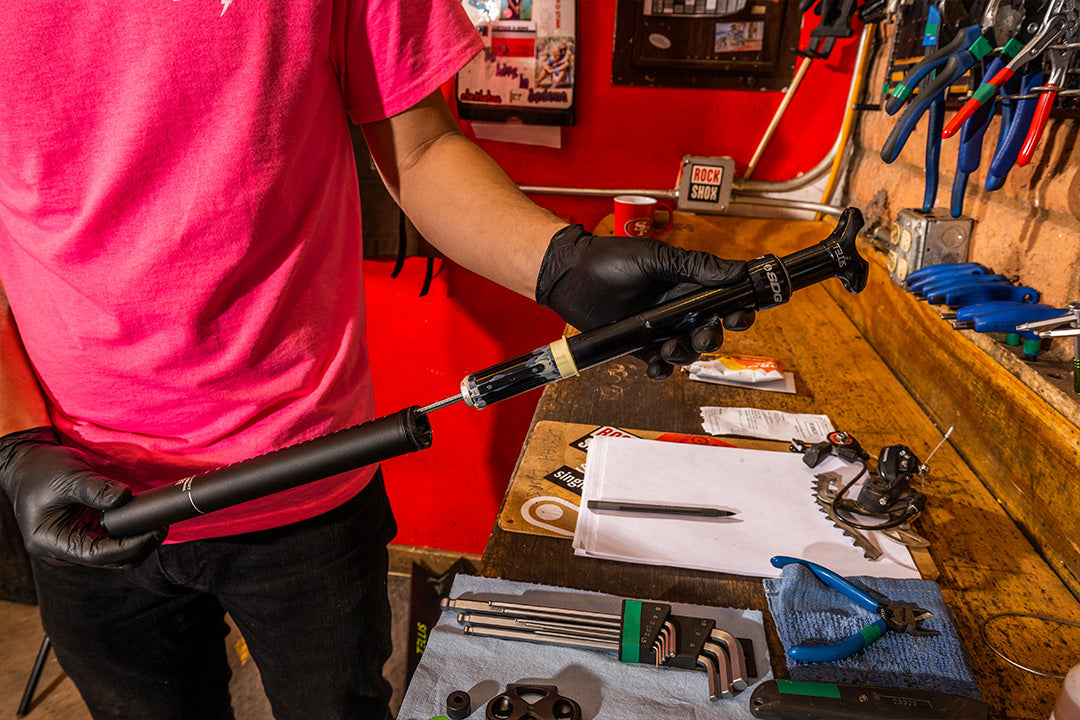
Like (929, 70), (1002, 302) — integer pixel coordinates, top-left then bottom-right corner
(677, 156), (735, 214)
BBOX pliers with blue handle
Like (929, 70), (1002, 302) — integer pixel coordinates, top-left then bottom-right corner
(950, 54), (1004, 216)
(770, 556), (939, 663)
(986, 64), (1044, 188)
(945, 0), (1022, 214)
(944, 0), (1071, 138)
(881, 24), (993, 164)
(883, 21), (982, 115)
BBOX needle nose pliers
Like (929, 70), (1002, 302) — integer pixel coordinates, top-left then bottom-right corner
(770, 556), (940, 662)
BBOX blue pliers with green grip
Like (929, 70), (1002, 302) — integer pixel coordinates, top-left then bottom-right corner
(770, 556), (940, 662)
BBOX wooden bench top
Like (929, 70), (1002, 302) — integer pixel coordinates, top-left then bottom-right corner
(481, 213), (1080, 719)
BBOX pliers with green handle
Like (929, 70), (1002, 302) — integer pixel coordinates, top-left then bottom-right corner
(770, 555), (940, 663)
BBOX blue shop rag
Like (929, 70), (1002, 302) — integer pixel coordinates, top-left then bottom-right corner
(763, 564), (980, 699)
(398, 576), (772, 720)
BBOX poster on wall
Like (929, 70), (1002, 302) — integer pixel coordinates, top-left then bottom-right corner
(456, 0), (576, 126)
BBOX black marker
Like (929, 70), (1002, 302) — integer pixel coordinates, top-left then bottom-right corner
(586, 500), (736, 518)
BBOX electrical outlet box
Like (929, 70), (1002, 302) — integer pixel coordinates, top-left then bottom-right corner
(887, 208), (974, 284)
(676, 156), (735, 214)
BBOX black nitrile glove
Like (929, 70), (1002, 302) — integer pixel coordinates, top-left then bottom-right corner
(536, 225), (755, 380)
(0, 427), (166, 569)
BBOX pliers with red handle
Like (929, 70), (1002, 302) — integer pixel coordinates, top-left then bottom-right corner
(1017, 21), (1080, 165)
(944, 0), (1078, 141)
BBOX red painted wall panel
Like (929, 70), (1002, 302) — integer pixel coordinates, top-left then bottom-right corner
(367, 259), (566, 554)
(373, 3), (861, 553)
(467, 2), (863, 228)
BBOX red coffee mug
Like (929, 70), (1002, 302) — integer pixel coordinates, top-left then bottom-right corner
(613, 195), (673, 238)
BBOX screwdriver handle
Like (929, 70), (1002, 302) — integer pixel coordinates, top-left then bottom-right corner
(905, 262), (986, 283)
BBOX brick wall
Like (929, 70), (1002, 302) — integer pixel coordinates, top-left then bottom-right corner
(845, 24), (1080, 326)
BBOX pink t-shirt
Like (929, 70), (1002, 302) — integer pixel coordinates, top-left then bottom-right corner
(0, 1), (482, 541)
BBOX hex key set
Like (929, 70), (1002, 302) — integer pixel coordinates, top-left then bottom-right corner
(445, 596), (758, 701)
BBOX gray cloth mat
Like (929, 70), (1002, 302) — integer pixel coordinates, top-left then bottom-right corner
(398, 575), (772, 720)
(764, 563), (980, 699)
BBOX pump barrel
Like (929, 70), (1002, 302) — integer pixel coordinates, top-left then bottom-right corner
(101, 407), (432, 537)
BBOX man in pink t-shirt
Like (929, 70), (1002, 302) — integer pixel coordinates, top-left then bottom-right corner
(0, 2), (750, 718)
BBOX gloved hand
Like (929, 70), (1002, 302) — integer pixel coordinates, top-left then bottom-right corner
(0, 427), (166, 569)
(536, 224), (754, 379)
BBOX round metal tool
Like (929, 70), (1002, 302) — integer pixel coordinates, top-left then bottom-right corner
(446, 690), (472, 720)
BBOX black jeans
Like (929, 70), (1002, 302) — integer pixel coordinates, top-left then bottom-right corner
(31, 471), (397, 720)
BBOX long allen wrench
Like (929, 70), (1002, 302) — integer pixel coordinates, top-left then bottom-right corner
(444, 597), (752, 701)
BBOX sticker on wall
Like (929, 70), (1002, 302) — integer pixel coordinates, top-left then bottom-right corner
(457, 0), (576, 126)
(491, 20), (536, 57)
(714, 21), (764, 53)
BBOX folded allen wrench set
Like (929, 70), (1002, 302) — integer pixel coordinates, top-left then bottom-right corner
(446, 595), (757, 702)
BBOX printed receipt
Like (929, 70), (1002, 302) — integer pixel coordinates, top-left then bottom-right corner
(700, 406), (834, 443)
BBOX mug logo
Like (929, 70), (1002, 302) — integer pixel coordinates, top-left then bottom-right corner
(624, 219), (652, 237)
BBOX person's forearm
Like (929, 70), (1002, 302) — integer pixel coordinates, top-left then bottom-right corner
(362, 93), (568, 298)
(397, 135), (566, 297)
(0, 281), (50, 435)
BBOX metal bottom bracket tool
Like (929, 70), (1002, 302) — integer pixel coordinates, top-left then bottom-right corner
(447, 596), (755, 702)
(446, 690), (471, 720)
(486, 684), (581, 720)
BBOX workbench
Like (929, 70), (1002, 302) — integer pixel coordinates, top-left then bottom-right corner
(479, 213), (1080, 720)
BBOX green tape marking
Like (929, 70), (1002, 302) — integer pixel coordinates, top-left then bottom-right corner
(777, 679), (842, 698)
(972, 82), (997, 105)
(891, 84), (914, 102)
(970, 35), (993, 60)
(859, 623), (884, 645)
(621, 600), (642, 663)
(1002, 38), (1023, 58)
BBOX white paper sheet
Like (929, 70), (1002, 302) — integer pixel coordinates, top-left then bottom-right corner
(572, 436), (919, 579)
(470, 120), (563, 148)
(700, 407), (834, 442)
